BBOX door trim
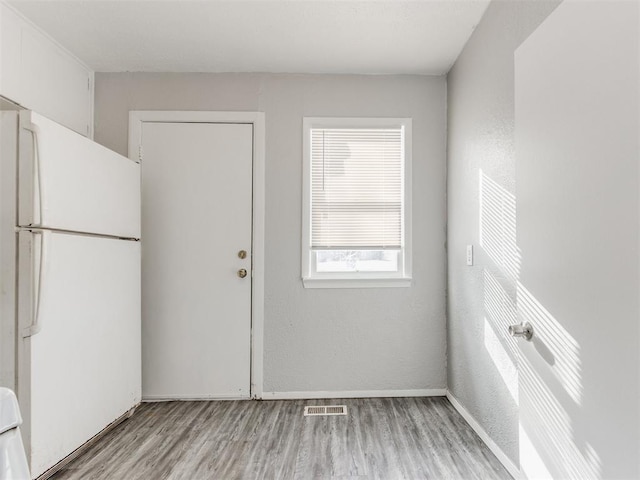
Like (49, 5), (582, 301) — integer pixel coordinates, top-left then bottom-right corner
(128, 110), (265, 399)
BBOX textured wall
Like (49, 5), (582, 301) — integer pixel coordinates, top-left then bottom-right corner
(95, 73), (447, 394)
(447, 0), (561, 466)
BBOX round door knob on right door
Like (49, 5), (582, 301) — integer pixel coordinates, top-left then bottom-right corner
(237, 268), (248, 278)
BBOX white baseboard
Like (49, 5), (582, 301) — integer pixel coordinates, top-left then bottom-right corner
(446, 391), (519, 479)
(261, 389), (446, 400)
(142, 394), (249, 402)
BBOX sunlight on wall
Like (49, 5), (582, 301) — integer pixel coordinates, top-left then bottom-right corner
(479, 171), (521, 280)
(480, 171), (520, 404)
(519, 356), (601, 479)
(517, 283), (582, 405)
(519, 425), (553, 480)
(480, 169), (592, 477)
(483, 269), (518, 357)
(483, 316), (518, 403)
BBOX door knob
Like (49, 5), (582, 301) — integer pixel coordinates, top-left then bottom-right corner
(238, 250), (247, 259)
(237, 268), (248, 278)
(508, 322), (533, 341)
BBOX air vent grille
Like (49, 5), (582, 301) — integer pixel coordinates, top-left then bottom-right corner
(304, 405), (347, 416)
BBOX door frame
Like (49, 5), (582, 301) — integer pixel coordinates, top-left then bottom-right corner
(128, 110), (265, 399)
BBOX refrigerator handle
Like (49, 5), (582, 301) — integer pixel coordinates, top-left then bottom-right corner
(23, 230), (50, 337)
(23, 123), (45, 227)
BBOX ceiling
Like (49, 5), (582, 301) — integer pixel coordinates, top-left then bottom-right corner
(9, 0), (490, 75)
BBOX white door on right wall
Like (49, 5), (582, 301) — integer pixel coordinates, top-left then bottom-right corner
(515, 1), (639, 479)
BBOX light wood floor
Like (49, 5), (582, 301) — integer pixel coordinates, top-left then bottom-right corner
(51, 397), (512, 480)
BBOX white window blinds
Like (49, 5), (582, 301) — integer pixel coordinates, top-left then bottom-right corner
(310, 127), (404, 249)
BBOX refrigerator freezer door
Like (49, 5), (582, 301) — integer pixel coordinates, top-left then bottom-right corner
(18, 111), (140, 239)
(17, 231), (141, 478)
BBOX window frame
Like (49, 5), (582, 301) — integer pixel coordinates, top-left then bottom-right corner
(301, 117), (413, 289)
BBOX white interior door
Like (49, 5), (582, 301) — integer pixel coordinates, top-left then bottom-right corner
(140, 122), (253, 399)
(515, 2), (639, 479)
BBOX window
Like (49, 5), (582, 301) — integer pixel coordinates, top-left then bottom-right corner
(302, 117), (412, 288)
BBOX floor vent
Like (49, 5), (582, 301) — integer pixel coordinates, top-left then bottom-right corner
(304, 405), (348, 416)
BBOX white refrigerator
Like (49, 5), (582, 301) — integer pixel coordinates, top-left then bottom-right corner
(0, 103), (141, 478)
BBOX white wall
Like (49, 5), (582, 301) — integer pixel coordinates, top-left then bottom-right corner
(95, 73), (447, 395)
(446, 0), (561, 465)
(0, 2), (94, 137)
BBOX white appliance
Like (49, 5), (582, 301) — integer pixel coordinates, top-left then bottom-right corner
(0, 100), (141, 478)
(0, 388), (30, 480)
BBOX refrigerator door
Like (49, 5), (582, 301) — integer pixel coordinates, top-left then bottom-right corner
(17, 230), (141, 478)
(18, 111), (140, 239)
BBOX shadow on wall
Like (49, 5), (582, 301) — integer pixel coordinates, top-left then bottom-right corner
(478, 170), (601, 478)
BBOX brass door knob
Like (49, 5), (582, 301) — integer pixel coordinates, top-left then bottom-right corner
(237, 268), (248, 278)
(238, 250), (247, 259)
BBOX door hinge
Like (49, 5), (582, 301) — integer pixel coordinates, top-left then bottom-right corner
(138, 145), (143, 163)
(87, 77), (91, 90)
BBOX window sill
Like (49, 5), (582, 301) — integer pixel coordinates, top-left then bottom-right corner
(302, 276), (412, 289)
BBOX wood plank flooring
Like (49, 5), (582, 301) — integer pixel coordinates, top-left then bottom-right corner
(50, 397), (512, 480)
